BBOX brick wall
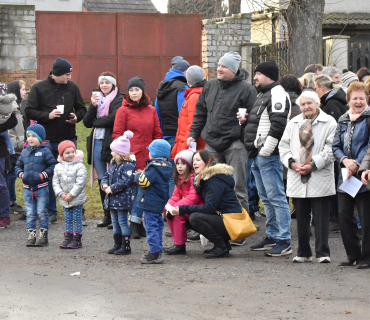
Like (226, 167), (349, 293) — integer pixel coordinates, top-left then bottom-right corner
(0, 5), (36, 90)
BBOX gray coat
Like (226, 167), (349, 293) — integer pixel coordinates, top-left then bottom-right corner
(53, 150), (87, 208)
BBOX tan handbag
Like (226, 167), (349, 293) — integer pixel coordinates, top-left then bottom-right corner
(217, 196), (257, 241)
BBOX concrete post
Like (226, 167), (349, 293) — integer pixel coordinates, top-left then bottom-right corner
(240, 42), (261, 81)
(323, 35), (350, 71)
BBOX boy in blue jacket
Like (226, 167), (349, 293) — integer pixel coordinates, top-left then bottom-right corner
(135, 139), (172, 264)
(15, 124), (57, 247)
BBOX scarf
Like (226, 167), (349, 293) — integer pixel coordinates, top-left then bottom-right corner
(348, 107), (366, 122)
(97, 87), (118, 118)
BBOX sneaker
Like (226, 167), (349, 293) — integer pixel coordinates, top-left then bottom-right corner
(187, 231), (200, 242)
(141, 252), (163, 264)
(293, 256), (312, 263)
(230, 239), (246, 246)
(35, 228), (48, 247)
(317, 256), (331, 263)
(0, 217), (11, 228)
(49, 214), (57, 223)
(26, 229), (37, 246)
(250, 236), (277, 251)
(265, 240), (292, 257)
(10, 204), (25, 213)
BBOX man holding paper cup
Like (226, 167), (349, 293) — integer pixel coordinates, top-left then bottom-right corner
(187, 52), (257, 213)
(25, 58), (86, 222)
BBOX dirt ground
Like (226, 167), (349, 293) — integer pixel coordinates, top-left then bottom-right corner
(1, 213), (369, 320)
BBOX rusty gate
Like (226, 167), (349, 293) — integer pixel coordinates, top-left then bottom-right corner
(36, 12), (202, 101)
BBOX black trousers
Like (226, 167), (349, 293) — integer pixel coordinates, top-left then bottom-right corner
(189, 212), (230, 248)
(338, 192), (370, 264)
(294, 196), (331, 258)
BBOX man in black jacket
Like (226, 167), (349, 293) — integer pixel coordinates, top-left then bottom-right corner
(188, 52), (257, 213)
(245, 59), (292, 257)
(25, 58), (87, 222)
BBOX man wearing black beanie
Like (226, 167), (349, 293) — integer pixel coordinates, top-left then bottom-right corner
(25, 57), (87, 223)
(245, 58), (293, 257)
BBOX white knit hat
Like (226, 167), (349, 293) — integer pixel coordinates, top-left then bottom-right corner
(174, 149), (194, 167)
(342, 71), (359, 87)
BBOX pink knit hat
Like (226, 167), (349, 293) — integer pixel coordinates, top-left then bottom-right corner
(174, 149), (194, 167)
(58, 140), (76, 157)
(110, 130), (133, 155)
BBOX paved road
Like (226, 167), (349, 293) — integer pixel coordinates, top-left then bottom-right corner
(1, 214), (369, 319)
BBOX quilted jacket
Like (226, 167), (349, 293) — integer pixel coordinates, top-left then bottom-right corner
(279, 109), (337, 198)
(52, 150), (87, 208)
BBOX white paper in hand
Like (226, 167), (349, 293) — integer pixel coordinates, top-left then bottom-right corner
(339, 168), (363, 198)
(165, 204), (174, 214)
(190, 142), (197, 152)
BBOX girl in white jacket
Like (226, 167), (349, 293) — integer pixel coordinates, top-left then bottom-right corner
(53, 140), (87, 249)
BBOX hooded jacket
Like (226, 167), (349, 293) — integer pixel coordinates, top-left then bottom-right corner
(320, 88), (348, 122)
(0, 114), (17, 158)
(0, 93), (17, 123)
(189, 70), (257, 153)
(179, 164), (241, 216)
(52, 150), (87, 208)
(154, 69), (188, 137)
(25, 75), (86, 143)
(15, 141), (57, 191)
(170, 81), (207, 158)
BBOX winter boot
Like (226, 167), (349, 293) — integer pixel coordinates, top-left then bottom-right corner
(130, 222), (141, 239)
(97, 210), (111, 227)
(138, 221), (146, 237)
(164, 244), (186, 255)
(26, 229), (37, 247)
(108, 234), (122, 254)
(0, 217), (11, 228)
(67, 233), (82, 249)
(60, 232), (73, 249)
(115, 235), (131, 255)
(35, 228), (48, 247)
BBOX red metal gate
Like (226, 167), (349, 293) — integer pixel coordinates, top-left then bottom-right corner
(36, 12), (202, 101)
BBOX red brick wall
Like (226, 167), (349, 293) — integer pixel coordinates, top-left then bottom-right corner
(0, 70), (37, 92)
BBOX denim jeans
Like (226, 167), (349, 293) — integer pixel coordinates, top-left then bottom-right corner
(24, 186), (49, 229)
(63, 205), (83, 234)
(93, 139), (108, 180)
(48, 138), (77, 217)
(6, 154), (18, 203)
(0, 157), (10, 218)
(164, 136), (175, 199)
(110, 209), (130, 235)
(144, 210), (164, 253)
(129, 189), (143, 224)
(252, 154), (291, 241)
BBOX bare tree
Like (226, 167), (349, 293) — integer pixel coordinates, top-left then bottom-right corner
(168, 0), (227, 19)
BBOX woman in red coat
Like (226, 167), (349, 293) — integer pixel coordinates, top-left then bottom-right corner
(170, 66), (206, 158)
(113, 77), (162, 237)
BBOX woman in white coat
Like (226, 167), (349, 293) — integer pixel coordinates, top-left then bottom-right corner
(279, 91), (337, 263)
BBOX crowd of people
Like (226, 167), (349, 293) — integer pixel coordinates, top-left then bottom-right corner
(1, 54), (370, 267)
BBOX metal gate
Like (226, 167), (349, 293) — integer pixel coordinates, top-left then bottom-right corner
(36, 12), (202, 101)
(348, 42), (370, 72)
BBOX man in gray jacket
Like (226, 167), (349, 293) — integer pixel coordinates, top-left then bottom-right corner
(187, 52), (257, 213)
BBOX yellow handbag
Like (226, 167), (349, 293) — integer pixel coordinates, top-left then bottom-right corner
(217, 196), (257, 241)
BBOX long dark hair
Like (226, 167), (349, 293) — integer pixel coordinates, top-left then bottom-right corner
(195, 150), (216, 185)
(173, 158), (192, 188)
(125, 92), (150, 109)
(279, 74), (302, 95)
(98, 71), (117, 94)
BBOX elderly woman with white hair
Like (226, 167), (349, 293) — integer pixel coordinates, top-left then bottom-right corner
(279, 90), (337, 264)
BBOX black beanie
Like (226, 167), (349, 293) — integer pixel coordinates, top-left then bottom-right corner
(127, 77), (145, 92)
(52, 58), (73, 76)
(254, 58), (279, 81)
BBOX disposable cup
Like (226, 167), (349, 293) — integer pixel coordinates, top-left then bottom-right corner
(200, 234), (209, 247)
(56, 105), (64, 114)
(190, 141), (197, 152)
(238, 108), (247, 119)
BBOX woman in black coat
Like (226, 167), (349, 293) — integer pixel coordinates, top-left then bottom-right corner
(83, 72), (123, 227)
(172, 150), (242, 258)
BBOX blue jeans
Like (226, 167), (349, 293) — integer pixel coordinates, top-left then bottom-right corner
(6, 156), (18, 203)
(252, 154), (291, 241)
(23, 187), (49, 229)
(164, 136), (175, 199)
(48, 138), (77, 216)
(93, 139), (108, 179)
(0, 157), (10, 218)
(129, 189), (143, 224)
(144, 210), (164, 253)
(110, 209), (130, 235)
(63, 205), (83, 234)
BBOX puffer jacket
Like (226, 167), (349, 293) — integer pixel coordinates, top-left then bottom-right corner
(245, 81), (291, 159)
(189, 70), (257, 153)
(333, 106), (370, 193)
(167, 173), (203, 207)
(53, 150), (87, 208)
(179, 164), (241, 216)
(15, 141), (57, 191)
(100, 158), (137, 210)
(320, 88), (348, 122)
(170, 83), (206, 158)
(135, 157), (173, 213)
(279, 109), (337, 198)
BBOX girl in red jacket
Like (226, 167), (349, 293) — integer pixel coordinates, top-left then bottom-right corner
(164, 149), (203, 255)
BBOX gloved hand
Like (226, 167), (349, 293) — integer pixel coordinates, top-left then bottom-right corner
(166, 211), (173, 221)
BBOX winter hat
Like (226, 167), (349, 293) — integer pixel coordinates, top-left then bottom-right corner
(127, 77), (145, 92)
(175, 149), (194, 167)
(110, 130), (134, 155)
(342, 71), (359, 88)
(186, 66), (205, 86)
(0, 83), (8, 96)
(27, 124), (46, 143)
(254, 58), (279, 81)
(52, 57), (73, 76)
(147, 139), (171, 159)
(171, 56), (190, 72)
(218, 52), (241, 74)
(58, 140), (76, 157)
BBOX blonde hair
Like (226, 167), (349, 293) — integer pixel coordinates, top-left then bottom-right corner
(19, 80), (26, 88)
(299, 72), (316, 90)
(111, 152), (133, 164)
(314, 74), (338, 90)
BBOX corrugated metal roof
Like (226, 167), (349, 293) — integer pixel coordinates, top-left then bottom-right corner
(323, 13), (370, 25)
(84, 0), (159, 13)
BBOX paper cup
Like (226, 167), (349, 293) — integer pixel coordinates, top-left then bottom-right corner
(56, 105), (64, 114)
(238, 108), (247, 119)
(190, 141), (197, 152)
(200, 235), (209, 247)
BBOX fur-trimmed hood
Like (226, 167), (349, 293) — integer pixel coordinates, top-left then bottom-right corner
(201, 163), (234, 181)
(0, 94), (17, 115)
